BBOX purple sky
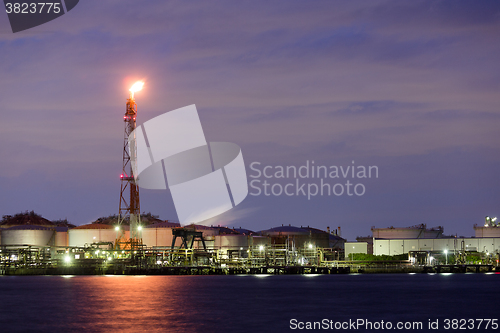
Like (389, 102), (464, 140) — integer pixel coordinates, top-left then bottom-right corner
(0, 1), (499, 240)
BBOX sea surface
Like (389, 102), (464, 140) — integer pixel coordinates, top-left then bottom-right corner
(0, 273), (499, 332)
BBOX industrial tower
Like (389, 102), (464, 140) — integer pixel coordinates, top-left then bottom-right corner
(118, 82), (144, 242)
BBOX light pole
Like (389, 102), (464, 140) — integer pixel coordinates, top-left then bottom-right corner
(444, 249), (448, 265)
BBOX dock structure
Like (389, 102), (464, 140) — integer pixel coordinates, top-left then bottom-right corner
(0, 243), (497, 275)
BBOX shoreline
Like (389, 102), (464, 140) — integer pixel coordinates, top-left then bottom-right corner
(1, 264), (496, 276)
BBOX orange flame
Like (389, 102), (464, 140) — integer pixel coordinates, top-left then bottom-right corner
(129, 81), (144, 93)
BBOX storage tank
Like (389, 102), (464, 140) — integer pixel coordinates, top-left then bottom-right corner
(214, 234), (250, 249)
(191, 224), (219, 237)
(142, 221), (181, 247)
(2, 225), (55, 247)
(250, 235), (271, 247)
(69, 224), (126, 247)
(371, 224), (444, 239)
(55, 227), (70, 247)
(329, 234), (346, 250)
(474, 225), (500, 238)
(261, 225), (311, 248)
(232, 227), (254, 235)
(189, 224), (219, 249)
(300, 227), (330, 248)
(260, 225), (331, 248)
(261, 225), (308, 237)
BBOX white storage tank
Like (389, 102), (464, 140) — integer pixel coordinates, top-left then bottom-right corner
(55, 227), (70, 247)
(192, 224), (219, 237)
(214, 234), (250, 250)
(372, 224), (443, 239)
(142, 221), (181, 248)
(474, 225), (500, 238)
(142, 223), (222, 249)
(69, 224), (125, 247)
(250, 235), (271, 247)
(2, 225), (55, 247)
(261, 225), (309, 236)
(192, 225), (219, 249)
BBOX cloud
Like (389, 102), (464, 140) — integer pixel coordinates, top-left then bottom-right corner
(0, 1), (499, 238)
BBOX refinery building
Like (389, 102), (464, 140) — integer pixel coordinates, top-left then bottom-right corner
(348, 217), (500, 262)
(0, 211), (346, 265)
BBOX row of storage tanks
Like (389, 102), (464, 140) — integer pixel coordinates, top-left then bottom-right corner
(0, 215), (346, 252)
(371, 223), (500, 239)
(348, 222), (500, 256)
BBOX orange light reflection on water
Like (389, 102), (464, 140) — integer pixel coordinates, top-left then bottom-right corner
(64, 276), (209, 332)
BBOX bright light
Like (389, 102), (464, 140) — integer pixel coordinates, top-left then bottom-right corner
(64, 256), (71, 263)
(138, 226), (143, 231)
(309, 244), (313, 249)
(444, 249), (448, 254)
(95, 250), (99, 255)
(129, 81), (144, 93)
(115, 226), (120, 231)
(107, 257), (112, 261)
(259, 245), (264, 251)
(493, 217), (498, 222)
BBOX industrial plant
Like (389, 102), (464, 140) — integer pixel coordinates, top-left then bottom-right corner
(0, 82), (497, 275)
(0, 211), (348, 275)
(0, 210), (498, 275)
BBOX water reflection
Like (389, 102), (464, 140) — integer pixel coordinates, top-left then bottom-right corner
(63, 276), (211, 332)
(0, 274), (498, 333)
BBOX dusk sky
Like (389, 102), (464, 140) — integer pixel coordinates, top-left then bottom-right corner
(0, 1), (499, 240)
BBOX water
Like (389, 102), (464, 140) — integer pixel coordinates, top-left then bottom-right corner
(0, 273), (498, 332)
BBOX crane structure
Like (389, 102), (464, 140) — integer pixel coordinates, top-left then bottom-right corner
(118, 81), (144, 247)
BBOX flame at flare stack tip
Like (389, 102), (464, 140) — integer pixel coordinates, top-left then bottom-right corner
(129, 81), (144, 98)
